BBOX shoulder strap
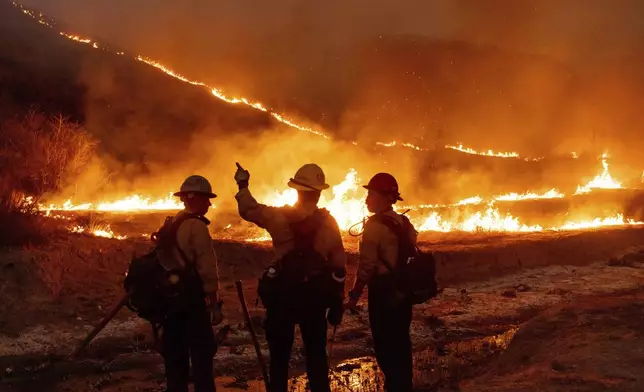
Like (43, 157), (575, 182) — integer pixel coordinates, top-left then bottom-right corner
(371, 213), (415, 272)
(288, 208), (328, 251)
(169, 213), (210, 267)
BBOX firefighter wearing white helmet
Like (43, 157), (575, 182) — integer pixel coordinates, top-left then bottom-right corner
(156, 174), (222, 392)
(234, 163), (346, 392)
(173, 174), (218, 198)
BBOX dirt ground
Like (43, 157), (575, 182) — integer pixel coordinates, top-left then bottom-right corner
(1, 227), (644, 391)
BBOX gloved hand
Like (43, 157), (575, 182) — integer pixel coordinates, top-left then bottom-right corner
(206, 293), (224, 326)
(327, 301), (344, 326)
(235, 162), (250, 189)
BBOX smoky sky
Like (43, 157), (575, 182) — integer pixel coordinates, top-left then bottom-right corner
(15, 0), (644, 161)
(20, 0), (644, 58)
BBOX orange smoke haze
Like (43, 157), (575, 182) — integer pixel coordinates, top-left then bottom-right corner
(7, 1), (644, 238)
(18, 0), (644, 162)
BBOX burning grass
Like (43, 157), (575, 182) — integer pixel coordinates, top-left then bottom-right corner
(0, 111), (96, 246)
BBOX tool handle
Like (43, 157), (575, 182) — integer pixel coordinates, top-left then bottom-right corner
(236, 280), (270, 390)
(71, 294), (130, 358)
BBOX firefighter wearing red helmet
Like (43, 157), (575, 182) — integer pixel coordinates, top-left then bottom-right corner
(346, 172), (417, 392)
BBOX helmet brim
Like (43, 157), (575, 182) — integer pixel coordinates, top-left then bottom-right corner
(287, 180), (329, 192)
(362, 185), (403, 201)
(173, 191), (218, 199)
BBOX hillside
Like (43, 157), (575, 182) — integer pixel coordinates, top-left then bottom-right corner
(0, 1), (275, 172)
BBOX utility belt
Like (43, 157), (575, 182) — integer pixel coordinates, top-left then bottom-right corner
(158, 267), (206, 314)
(368, 270), (397, 294)
(258, 265), (342, 312)
(368, 271), (408, 307)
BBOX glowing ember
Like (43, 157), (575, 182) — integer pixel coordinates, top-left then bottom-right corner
(41, 193), (184, 212)
(575, 153), (622, 194)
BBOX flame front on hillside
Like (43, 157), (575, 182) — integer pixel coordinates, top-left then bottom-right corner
(12, 2), (644, 239)
(445, 143), (544, 161)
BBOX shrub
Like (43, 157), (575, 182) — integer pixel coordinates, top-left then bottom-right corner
(0, 111), (96, 245)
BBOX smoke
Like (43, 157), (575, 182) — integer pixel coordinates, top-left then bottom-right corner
(19, 0), (644, 149)
(11, 0), (644, 209)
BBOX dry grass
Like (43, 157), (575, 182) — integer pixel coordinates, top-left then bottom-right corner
(0, 111), (96, 246)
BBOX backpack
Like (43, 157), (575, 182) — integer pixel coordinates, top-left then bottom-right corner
(372, 213), (438, 305)
(257, 208), (335, 311)
(123, 213), (208, 324)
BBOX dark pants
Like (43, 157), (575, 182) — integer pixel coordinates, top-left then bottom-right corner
(162, 298), (216, 392)
(265, 305), (330, 392)
(368, 289), (413, 392)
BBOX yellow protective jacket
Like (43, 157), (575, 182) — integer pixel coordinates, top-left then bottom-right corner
(157, 210), (220, 294)
(235, 187), (346, 272)
(350, 210), (418, 298)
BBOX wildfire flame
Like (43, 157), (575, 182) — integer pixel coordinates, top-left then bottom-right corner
(494, 189), (564, 201)
(40, 193), (184, 212)
(263, 168), (367, 231)
(12, 1), (52, 27)
(36, 162), (642, 240)
(446, 143), (520, 158)
(415, 203), (543, 233)
(375, 141), (426, 151)
(60, 33), (91, 44)
(557, 214), (636, 231)
(575, 153), (622, 194)
(13, 2), (644, 238)
(71, 224), (127, 240)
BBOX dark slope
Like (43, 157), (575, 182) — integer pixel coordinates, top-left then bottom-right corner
(0, 1), (274, 167)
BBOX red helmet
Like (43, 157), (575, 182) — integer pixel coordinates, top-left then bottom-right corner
(363, 173), (403, 201)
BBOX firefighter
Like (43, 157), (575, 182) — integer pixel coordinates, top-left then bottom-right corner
(234, 163), (346, 392)
(345, 173), (416, 392)
(158, 175), (223, 392)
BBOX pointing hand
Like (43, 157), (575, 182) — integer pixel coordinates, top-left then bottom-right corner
(235, 162), (250, 186)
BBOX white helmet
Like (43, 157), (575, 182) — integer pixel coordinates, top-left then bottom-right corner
(287, 164), (330, 192)
(173, 175), (217, 198)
